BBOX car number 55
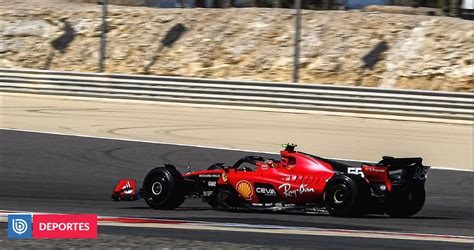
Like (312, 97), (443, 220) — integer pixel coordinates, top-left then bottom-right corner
(413, 166), (429, 180)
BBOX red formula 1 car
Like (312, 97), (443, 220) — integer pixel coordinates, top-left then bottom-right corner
(112, 144), (430, 217)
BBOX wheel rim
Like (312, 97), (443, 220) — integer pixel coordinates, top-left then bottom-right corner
(147, 175), (168, 203)
(333, 188), (346, 204)
(151, 181), (163, 195)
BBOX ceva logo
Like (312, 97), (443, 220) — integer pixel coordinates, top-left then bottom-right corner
(8, 214), (32, 239)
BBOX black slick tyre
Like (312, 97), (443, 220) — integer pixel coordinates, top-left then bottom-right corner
(386, 186), (425, 218)
(324, 174), (369, 217)
(142, 166), (185, 210)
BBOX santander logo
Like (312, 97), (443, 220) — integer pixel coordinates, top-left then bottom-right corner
(123, 181), (133, 194)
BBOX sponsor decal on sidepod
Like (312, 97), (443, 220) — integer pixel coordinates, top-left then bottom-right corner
(236, 180), (253, 200)
(278, 183), (315, 198)
(256, 187), (277, 196)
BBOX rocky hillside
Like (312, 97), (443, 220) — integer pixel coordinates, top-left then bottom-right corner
(1, 1), (473, 91)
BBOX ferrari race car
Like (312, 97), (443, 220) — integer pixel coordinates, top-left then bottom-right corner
(112, 144), (430, 217)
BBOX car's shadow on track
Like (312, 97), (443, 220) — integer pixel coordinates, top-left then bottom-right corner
(116, 206), (453, 220)
(361, 214), (453, 220)
(118, 206), (212, 211)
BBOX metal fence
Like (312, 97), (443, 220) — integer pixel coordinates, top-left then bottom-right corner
(1, 68), (473, 122)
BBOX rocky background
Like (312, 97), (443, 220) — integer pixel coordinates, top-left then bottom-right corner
(1, 0), (473, 91)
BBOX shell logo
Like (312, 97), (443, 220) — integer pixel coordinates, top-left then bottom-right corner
(236, 180), (253, 200)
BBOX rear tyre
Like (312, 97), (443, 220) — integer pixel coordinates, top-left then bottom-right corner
(324, 174), (369, 217)
(142, 166), (185, 210)
(386, 186), (425, 218)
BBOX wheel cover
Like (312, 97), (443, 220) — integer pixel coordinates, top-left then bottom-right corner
(151, 181), (163, 195)
(333, 188), (346, 204)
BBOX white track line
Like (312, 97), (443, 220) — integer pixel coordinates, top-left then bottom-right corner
(1, 127), (471, 172)
(0, 210), (472, 244)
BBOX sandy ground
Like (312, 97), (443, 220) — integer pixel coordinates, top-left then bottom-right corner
(1, 93), (471, 170)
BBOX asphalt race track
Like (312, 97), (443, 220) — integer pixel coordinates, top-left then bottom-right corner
(0, 129), (473, 248)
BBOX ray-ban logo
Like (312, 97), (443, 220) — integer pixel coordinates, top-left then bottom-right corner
(8, 214), (32, 238)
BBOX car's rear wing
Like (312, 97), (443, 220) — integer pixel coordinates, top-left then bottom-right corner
(374, 156), (430, 184)
(361, 156), (430, 191)
(376, 156), (425, 170)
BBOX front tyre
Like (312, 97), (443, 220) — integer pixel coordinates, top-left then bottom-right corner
(142, 166), (185, 210)
(386, 186), (425, 218)
(324, 174), (369, 217)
